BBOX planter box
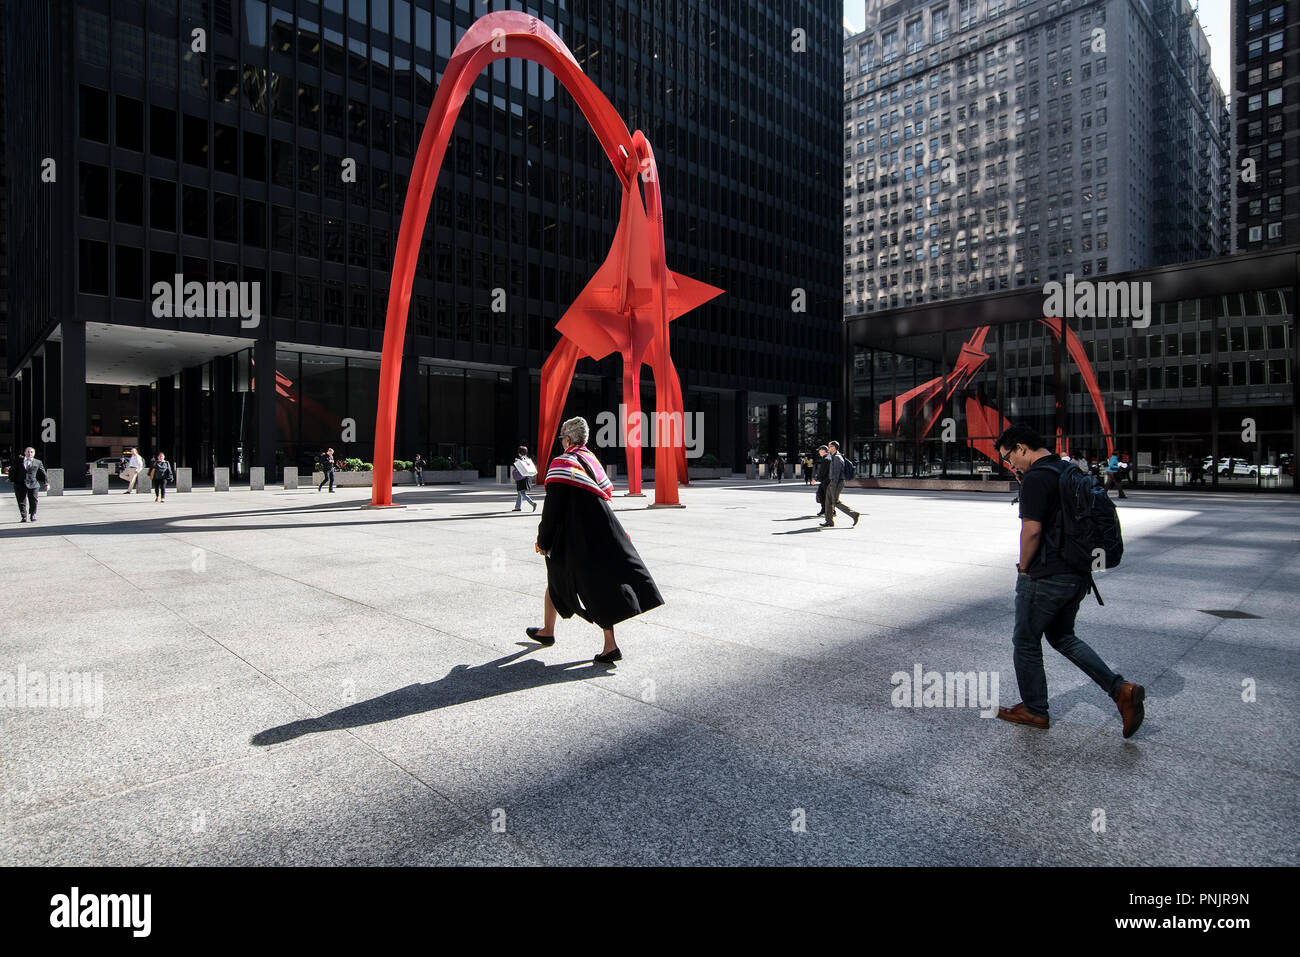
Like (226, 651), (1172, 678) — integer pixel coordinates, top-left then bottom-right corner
(311, 470), (478, 487)
(421, 470), (479, 484)
(639, 467), (731, 481)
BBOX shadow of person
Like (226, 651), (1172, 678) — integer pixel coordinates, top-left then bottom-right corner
(250, 647), (610, 747)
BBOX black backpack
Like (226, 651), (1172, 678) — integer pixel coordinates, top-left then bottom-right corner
(841, 456), (856, 480)
(1047, 459), (1124, 604)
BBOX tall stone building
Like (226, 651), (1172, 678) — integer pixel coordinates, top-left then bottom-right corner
(842, 0), (1230, 316)
(1232, 0), (1300, 249)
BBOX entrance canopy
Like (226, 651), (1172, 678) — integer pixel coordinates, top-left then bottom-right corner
(52, 322), (257, 385)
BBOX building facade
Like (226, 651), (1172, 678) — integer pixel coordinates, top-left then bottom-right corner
(4, 0), (842, 484)
(842, 0), (1230, 316)
(0, 0), (12, 460)
(1232, 0), (1300, 250)
(845, 247), (1299, 491)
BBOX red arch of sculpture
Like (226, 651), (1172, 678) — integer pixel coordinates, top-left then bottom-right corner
(877, 317), (1115, 464)
(370, 12), (721, 507)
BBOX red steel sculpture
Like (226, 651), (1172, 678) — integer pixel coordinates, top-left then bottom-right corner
(370, 12), (722, 507)
(878, 319), (1115, 465)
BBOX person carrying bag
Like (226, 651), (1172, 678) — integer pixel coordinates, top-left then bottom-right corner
(511, 445), (538, 512)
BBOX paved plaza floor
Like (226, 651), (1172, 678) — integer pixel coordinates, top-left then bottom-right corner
(1, 478), (1296, 865)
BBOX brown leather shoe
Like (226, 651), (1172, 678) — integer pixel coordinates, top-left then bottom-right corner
(1116, 682), (1146, 738)
(996, 702), (1049, 729)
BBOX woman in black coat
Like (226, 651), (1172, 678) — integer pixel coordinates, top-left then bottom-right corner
(526, 417), (663, 663)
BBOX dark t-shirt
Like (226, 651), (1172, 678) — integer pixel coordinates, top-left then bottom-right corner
(1018, 454), (1075, 579)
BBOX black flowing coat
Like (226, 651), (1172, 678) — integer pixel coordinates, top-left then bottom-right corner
(536, 481), (664, 629)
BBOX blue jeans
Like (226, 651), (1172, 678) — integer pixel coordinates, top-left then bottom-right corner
(515, 482), (535, 509)
(1012, 573), (1122, 717)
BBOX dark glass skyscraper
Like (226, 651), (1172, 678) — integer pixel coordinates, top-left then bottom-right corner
(3, 0), (842, 483)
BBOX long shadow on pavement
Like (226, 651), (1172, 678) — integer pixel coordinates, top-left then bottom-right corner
(250, 646), (613, 747)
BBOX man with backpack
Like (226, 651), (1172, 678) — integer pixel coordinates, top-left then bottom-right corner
(994, 425), (1145, 738)
(819, 441), (860, 528)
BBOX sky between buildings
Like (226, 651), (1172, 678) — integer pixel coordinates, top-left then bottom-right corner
(843, 0), (1233, 101)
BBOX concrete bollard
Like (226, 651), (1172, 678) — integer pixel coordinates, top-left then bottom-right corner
(249, 466), (264, 491)
(496, 465), (509, 484)
(283, 469), (298, 490)
(176, 467), (192, 492)
(47, 469), (64, 496)
(92, 468), (109, 494)
(213, 467), (230, 491)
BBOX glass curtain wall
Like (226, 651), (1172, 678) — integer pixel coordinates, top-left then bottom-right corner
(850, 289), (1296, 489)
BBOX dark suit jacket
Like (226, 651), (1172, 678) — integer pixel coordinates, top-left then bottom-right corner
(9, 458), (47, 490)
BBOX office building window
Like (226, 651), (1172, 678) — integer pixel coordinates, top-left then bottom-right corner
(80, 86), (109, 142)
(80, 163), (109, 219)
(115, 171), (144, 226)
(150, 106), (177, 158)
(115, 245), (144, 299)
(150, 178), (176, 230)
(79, 240), (109, 295)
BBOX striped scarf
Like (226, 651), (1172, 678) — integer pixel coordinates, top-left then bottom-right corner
(544, 445), (613, 500)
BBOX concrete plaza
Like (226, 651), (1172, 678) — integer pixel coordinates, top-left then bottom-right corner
(1, 477), (1296, 865)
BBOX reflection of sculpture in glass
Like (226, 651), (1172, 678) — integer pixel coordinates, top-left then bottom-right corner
(878, 320), (1115, 464)
(370, 12), (722, 507)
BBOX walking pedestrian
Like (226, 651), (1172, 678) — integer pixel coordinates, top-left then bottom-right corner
(804, 454), (814, 486)
(1105, 451), (1128, 499)
(819, 441), (860, 528)
(412, 454), (425, 486)
(511, 445), (538, 512)
(774, 454), (785, 483)
(525, 417), (663, 664)
(149, 453), (173, 502)
(993, 425), (1145, 737)
(120, 447), (145, 493)
(9, 446), (48, 522)
(318, 447), (336, 493)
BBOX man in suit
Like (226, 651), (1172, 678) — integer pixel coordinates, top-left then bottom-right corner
(820, 440), (860, 529)
(9, 446), (49, 523)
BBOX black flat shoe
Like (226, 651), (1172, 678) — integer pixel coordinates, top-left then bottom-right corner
(525, 626), (555, 645)
(593, 648), (622, 664)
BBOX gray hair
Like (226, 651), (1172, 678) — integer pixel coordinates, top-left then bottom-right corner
(559, 416), (590, 446)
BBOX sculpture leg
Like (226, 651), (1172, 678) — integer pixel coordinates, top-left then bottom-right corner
(622, 352), (644, 495)
(644, 339), (689, 487)
(537, 339), (582, 476)
(665, 351), (689, 485)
